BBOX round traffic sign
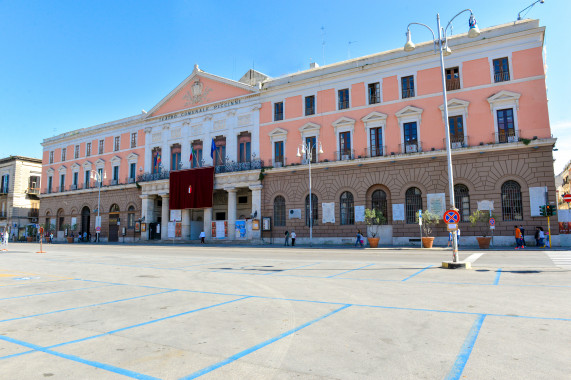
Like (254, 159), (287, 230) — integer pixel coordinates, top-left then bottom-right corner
(489, 217), (495, 226)
(563, 194), (571, 203)
(443, 209), (460, 224)
(95, 226), (101, 232)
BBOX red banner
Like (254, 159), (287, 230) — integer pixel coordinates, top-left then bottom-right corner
(169, 167), (214, 210)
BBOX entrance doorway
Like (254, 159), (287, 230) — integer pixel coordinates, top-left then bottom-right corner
(81, 206), (90, 238)
(109, 204), (120, 242)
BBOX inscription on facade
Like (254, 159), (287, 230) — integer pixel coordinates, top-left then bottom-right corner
(152, 133), (162, 143)
(158, 99), (241, 122)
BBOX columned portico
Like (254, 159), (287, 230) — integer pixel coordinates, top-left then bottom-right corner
(203, 207), (213, 238)
(226, 187), (237, 239)
(181, 209), (191, 239)
(140, 194), (155, 241)
(249, 184), (263, 239)
(160, 193), (169, 240)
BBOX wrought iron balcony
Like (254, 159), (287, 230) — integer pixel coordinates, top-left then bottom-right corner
(27, 187), (40, 195)
(494, 71), (510, 83)
(444, 136), (469, 149)
(446, 78), (461, 91)
(0, 212), (7, 219)
(215, 159), (264, 174)
(364, 146), (386, 158)
(399, 141), (422, 154)
(495, 130), (519, 144)
(334, 150), (356, 161)
(272, 157), (287, 168)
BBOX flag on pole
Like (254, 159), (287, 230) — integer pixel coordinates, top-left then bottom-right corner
(155, 152), (161, 170)
(210, 138), (217, 159)
(190, 145), (196, 164)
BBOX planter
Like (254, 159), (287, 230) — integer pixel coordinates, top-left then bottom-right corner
(422, 237), (435, 248)
(26, 237), (34, 242)
(476, 236), (492, 249)
(66, 237), (74, 243)
(367, 237), (380, 248)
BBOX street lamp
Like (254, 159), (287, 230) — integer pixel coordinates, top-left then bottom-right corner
(403, 10), (480, 263)
(297, 140), (323, 245)
(90, 169), (106, 242)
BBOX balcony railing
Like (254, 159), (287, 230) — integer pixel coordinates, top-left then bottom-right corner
(28, 210), (39, 218)
(402, 88), (415, 99)
(305, 107), (315, 116)
(137, 170), (171, 183)
(334, 150), (356, 161)
(57, 186), (65, 193)
(0, 212), (7, 218)
(446, 78), (461, 91)
(27, 187), (40, 195)
(338, 101), (349, 110)
(494, 71), (510, 83)
(399, 141), (422, 154)
(215, 159), (264, 174)
(272, 158), (287, 168)
(126, 177), (136, 184)
(444, 135), (468, 149)
(364, 146), (386, 158)
(495, 130), (519, 144)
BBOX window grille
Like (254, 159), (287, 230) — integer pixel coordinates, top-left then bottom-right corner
(501, 181), (523, 221)
(405, 187), (422, 224)
(305, 193), (318, 226)
(273, 196), (286, 226)
(340, 191), (354, 225)
(454, 184), (470, 222)
(371, 189), (388, 224)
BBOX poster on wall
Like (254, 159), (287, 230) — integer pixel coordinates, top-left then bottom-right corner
(477, 200), (494, 211)
(167, 222), (175, 238)
(392, 204), (405, 221)
(288, 209), (301, 219)
(427, 193), (446, 217)
(141, 223), (146, 232)
(252, 219), (260, 230)
(71, 217), (77, 229)
(135, 222), (141, 232)
(170, 209), (182, 222)
(355, 206), (365, 222)
(175, 222), (182, 237)
(235, 220), (246, 239)
(322, 203), (335, 223)
(262, 217), (271, 231)
(216, 221), (226, 238)
(529, 186), (547, 217)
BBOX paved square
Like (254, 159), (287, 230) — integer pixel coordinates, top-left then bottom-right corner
(0, 243), (569, 379)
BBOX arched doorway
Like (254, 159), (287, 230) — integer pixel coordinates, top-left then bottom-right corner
(81, 207), (90, 238)
(57, 208), (64, 232)
(109, 204), (120, 242)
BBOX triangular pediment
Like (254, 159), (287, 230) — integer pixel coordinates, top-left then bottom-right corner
(47, 167), (55, 175)
(95, 158), (105, 167)
(269, 127), (288, 137)
(110, 155), (121, 164)
(71, 163), (80, 171)
(299, 122), (321, 132)
(438, 98), (470, 111)
(127, 153), (139, 161)
(332, 117), (355, 127)
(395, 105), (423, 118)
(487, 90), (521, 104)
(58, 165), (67, 173)
(82, 161), (92, 169)
(148, 65), (257, 118)
(361, 111), (388, 123)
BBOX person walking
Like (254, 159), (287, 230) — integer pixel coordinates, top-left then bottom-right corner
(291, 231), (296, 246)
(514, 225), (523, 249)
(519, 225), (526, 246)
(538, 227), (545, 248)
(534, 227), (540, 246)
(355, 230), (364, 247)
(49, 232), (54, 244)
(199, 231), (205, 244)
(284, 230), (290, 246)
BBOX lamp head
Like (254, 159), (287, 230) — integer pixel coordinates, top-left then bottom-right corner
(404, 29), (415, 52)
(468, 14), (480, 38)
(301, 145), (306, 154)
(296, 147), (301, 157)
(318, 143), (324, 154)
(443, 41), (452, 56)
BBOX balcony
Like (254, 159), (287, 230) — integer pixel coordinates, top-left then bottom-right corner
(446, 78), (461, 91)
(444, 136), (469, 149)
(272, 157), (287, 168)
(27, 187), (40, 195)
(0, 212), (6, 219)
(126, 177), (136, 184)
(495, 130), (519, 144)
(364, 146), (386, 158)
(334, 150), (356, 161)
(28, 209), (39, 218)
(70, 184), (78, 191)
(399, 141), (422, 154)
(137, 170), (171, 183)
(494, 71), (510, 83)
(57, 186), (65, 193)
(215, 159), (264, 174)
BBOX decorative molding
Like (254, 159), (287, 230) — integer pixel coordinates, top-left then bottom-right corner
(152, 133), (162, 143)
(361, 111), (388, 123)
(439, 98), (470, 113)
(226, 109), (237, 117)
(487, 90), (521, 111)
(171, 128), (182, 139)
(298, 122), (321, 133)
(58, 166), (67, 174)
(110, 155), (121, 164)
(269, 127), (288, 137)
(71, 163), (80, 171)
(395, 105), (423, 120)
(144, 127), (152, 134)
(332, 117), (356, 128)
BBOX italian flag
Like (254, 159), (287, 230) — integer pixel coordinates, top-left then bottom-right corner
(189, 146), (196, 163)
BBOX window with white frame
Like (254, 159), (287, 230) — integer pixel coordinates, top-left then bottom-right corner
(131, 132), (137, 148)
(401, 76), (415, 99)
(305, 95), (315, 116)
(269, 127), (288, 167)
(298, 122), (320, 164)
(338, 88), (350, 110)
(362, 112), (387, 158)
(332, 117), (355, 160)
(114, 136), (120, 151)
(49, 151), (54, 164)
(368, 82), (381, 104)
(86, 142), (91, 157)
(274, 102), (284, 121)
(439, 99), (470, 149)
(74, 145), (80, 159)
(396, 106), (423, 153)
(98, 139), (104, 154)
(487, 90), (520, 143)
(61, 148), (66, 161)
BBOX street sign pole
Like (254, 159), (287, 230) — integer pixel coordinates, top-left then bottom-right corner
(547, 215), (551, 248)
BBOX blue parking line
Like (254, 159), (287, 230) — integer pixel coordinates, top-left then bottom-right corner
(445, 314), (486, 380)
(493, 269), (502, 285)
(326, 264), (375, 278)
(401, 265), (434, 281)
(179, 304), (351, 379)
(0, 334), (160, 380)
(0, 284), (114, 301)
(263, 262), (321, 275)
(0, 290), (176, 323)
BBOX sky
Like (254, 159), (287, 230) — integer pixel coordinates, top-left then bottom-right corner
(0, 0), (569, 173)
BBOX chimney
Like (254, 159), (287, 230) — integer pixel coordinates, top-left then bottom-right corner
(310, 62), (320, 69)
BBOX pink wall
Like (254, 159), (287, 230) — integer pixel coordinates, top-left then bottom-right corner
(351, 83), (365, 108)
(382, 76), (398, 102)
(285, 95), (302, 119)
(462, 58), (490, 88)
(417, 67), (441, 96)
(260, 102), (272, 124)
(317, 89), (335, 113)
(512, 47), (544, 80)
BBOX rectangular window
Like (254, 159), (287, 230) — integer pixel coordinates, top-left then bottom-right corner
(61, 148), (66, 161)
(368, 82), (380, 104)
(0, 175), (9, 193)
(74, 145), (80, 159)
(114, 136), (120, 151)
(306, 136), (317, 163)
(339, 132), (351, 160)
(86, 143), (91, 157)
(274, 102), (284, 121)
(448, 116), (465, 147)
(497, 108), (516, 143)
(369, 127), (383, 157)
(98, 139), (104, 154)
(73, 172), (78, 186)
(214, 143), (226, 167)
(239, 141), (251, 163)
(131, 132), (137, 148)
(445, 67), (460, 91)
(171, 151), (181, 170)
(401, 76), (415, 98)
(49, 151), (54, 164)
(112, 166), (119, 183)
(305, 95), (315, 116)
(338, 89), (349, 109)
(84, 170), (90, 189)
(129, 163), (136, 179)
(403, 122), (418, 153)
(48, 176), (53, 194)
(274, 141), (284, 166)
(59, 174), (65, 192)
(493, 57), (510, 82)
(192, 146), (203, 168)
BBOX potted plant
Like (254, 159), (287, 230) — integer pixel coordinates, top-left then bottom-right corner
(26, 224), (36, 242)
(469, 210), (494, 249)
(364, 208), (387, 248)
(62, 223), (74, 243)
(418, 209), (440, 248)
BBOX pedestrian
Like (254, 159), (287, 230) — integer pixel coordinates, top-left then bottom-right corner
(284, 230), (290, 246)
(534, 227), (540, 246)
(355, 230), (364, 247)
(514, 225), (523, 249)
(199, 231), (205, 244)
(447, 231), (453, 248)
(49, 232), (54, 244)
(519, 225), (526, 246)
(83, 231), (87, 242)
(2, 230), (8, 249)
(291, 230), (296, 246)
(539, 227), (546, 248)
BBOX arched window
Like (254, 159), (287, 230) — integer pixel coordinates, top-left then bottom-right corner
(109, 204), (120, 213)
(340, 191), (354, 225)
(57, 208), (64, 231)
(501, 181), (523, 221)
(273, 196), (286, 227)
(371, 189), (388, 224)
(305, 193), (318, 226)
(405, 187), (422, 224)
(454, 184), (470, 222)
(127, 205), (135, 228)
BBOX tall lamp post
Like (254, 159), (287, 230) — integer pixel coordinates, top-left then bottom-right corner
(297, 141), (323, 245)
(90, 169), (106, 242)
(404, 9), (480, 263)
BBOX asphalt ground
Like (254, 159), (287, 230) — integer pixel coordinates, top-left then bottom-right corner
(0, 243), (570, 379)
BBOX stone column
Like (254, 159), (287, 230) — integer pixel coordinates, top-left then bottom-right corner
(160, 193), (169, 240)
(203, 207), (212, 239)
(226, 187), (237, 240)
(249, 184), (263, 239)
(140, 195), (154, 241)
(181, 209), (191, 240)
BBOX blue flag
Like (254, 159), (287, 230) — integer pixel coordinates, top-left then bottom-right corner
(210, 138), (217, 159)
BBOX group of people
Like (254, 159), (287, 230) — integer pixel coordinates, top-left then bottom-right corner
(284, 230), (297, 246)
(514, 225), (547, 249)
